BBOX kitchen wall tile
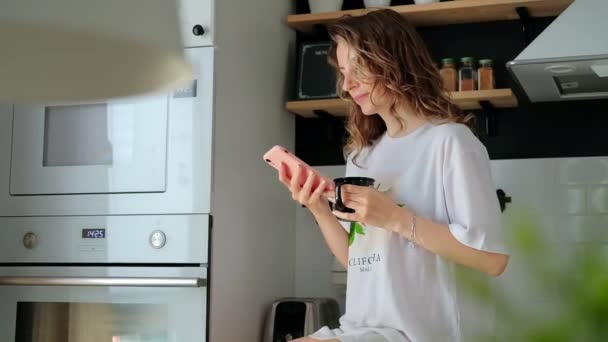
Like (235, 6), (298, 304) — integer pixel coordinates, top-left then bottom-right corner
(561, 185), (587, 214)
(497, 254), (563, 302)
(494, 298), (564, 339)
(563, 215), (608, 243)
(499, 183), (559, 217)
(491, 159), (558, 186)
(501, 208), (562, 251)
(557, 157), (608, 185)
(572, 243), (608, 263)
(589, 185), (608, 214)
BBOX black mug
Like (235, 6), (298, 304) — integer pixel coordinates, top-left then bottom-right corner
(331, 177), (375, 221)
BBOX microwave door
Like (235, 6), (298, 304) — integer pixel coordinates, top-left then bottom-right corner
(10, 97), (168, 195)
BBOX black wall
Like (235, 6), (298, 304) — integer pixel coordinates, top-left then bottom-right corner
(293, 0), (608, 166)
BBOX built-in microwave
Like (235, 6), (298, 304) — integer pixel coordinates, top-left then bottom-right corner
(0, 46), (214, 217)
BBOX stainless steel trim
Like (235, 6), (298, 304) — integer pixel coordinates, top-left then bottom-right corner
(507, 54), (608, 66)
(0, 276), (206, 287)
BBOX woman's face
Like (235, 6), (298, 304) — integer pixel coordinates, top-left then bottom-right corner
(336, 40), (391, 116)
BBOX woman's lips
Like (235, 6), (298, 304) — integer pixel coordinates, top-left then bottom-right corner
(353, 93), (368, 103)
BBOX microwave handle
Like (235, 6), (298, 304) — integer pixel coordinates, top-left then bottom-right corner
(0, 276), (206, 287)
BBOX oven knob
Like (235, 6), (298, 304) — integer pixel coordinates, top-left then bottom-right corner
(150, 230), (166, 249)
(23, 232), (38, 250)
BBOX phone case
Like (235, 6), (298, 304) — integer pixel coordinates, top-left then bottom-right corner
(263, 145), (333, 190)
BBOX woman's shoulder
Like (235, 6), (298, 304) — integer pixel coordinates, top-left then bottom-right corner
(428, 122), (486, 154)
(431, 122), (488, 156)
(428, 121), (474, 139)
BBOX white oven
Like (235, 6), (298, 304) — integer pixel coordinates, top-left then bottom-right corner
(0, 215), (209, 342)
(0, 46), (214, 217)
(0, 1), (214, 341)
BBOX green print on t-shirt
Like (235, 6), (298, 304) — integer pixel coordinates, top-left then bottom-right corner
(348, 221), (365, 246)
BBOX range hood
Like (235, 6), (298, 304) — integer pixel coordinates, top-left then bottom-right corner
(507, 0), (608, 102)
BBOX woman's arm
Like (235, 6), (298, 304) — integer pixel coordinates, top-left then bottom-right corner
(333, 184), (509, 277)
(310, 207), (350, 269)
(389, 208), (509, 276)
(277, 163), (349, 269)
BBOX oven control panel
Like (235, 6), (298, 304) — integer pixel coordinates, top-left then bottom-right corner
(0, 215), (209, 264)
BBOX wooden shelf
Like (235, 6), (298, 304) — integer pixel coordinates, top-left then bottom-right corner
(286, 0), (573, 33)
(286, 89), (518, 118)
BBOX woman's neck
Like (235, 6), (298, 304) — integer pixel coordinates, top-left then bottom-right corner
(380, 103), (429, 138)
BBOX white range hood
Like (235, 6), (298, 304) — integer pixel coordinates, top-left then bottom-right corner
(507, 0), (608, 102)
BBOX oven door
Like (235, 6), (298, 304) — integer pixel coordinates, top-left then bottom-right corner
(0, 266), (208, 342)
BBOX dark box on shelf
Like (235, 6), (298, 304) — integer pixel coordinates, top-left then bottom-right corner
(296, 42), (338, 100)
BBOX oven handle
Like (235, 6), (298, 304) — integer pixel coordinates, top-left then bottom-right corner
(0, 276), (207, 287)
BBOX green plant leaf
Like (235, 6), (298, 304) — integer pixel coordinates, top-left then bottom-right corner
(348, 222), (356, 246)
(354, 222), (365, 235)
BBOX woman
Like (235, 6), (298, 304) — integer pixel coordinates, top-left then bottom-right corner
(277, 9), (509, 342)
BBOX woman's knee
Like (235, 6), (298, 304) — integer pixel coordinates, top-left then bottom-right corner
(291, 338), (315, 342)
(291, 338), (317, 342)
(291, 338), (340, 342)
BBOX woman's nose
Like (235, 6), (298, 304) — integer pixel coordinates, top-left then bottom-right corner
(342, 74), (356, 92)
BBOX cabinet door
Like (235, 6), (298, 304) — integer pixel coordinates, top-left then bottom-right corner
(179, 0), (214, 47)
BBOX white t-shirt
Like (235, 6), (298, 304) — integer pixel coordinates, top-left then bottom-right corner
(311, 122), (508, 342)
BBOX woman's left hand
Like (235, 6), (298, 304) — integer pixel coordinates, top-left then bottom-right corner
(332, 184), (409, 232)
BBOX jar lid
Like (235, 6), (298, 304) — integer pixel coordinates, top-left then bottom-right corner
(479, 59), (493, 66)
(460, 57), (475, 63)
(441, 58), (455, 65)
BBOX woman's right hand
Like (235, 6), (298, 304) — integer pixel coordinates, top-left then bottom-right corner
(278, 162), (332, 215)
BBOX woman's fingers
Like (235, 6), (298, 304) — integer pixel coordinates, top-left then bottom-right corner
(299, 171), (315, 202)
(278, 162), (290, 187)
(336, 189), (366, 205)
(340, 184), (368, 194)
(341, 199), (363, 211)
(289, 165), (302, 193)
(278, 163), (330, 209)
(324, 191), (336, 203)
(332, 210), (357, 222)
(309, 180), (327, 204)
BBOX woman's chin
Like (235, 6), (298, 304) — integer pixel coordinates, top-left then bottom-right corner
(360, 107), (378, 116)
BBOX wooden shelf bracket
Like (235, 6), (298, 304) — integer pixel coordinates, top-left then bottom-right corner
(479, 100), (499, 137)
(516, 6), (533, 47)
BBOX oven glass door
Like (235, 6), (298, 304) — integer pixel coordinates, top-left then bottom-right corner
(0, 268), (207, 342)
(9, 94), (169, 195)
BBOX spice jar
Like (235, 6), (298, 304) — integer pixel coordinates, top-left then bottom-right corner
(478, 59), (495, 90)
(439, 58), (458, 92)
(458, 57), (477, 91)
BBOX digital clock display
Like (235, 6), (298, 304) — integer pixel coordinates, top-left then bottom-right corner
(82, 229), (106, 239)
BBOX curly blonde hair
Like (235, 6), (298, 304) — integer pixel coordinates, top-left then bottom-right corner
(327, 9), (474, 165)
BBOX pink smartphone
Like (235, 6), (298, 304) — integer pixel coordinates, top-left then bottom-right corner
(263, 145), (334, 191)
